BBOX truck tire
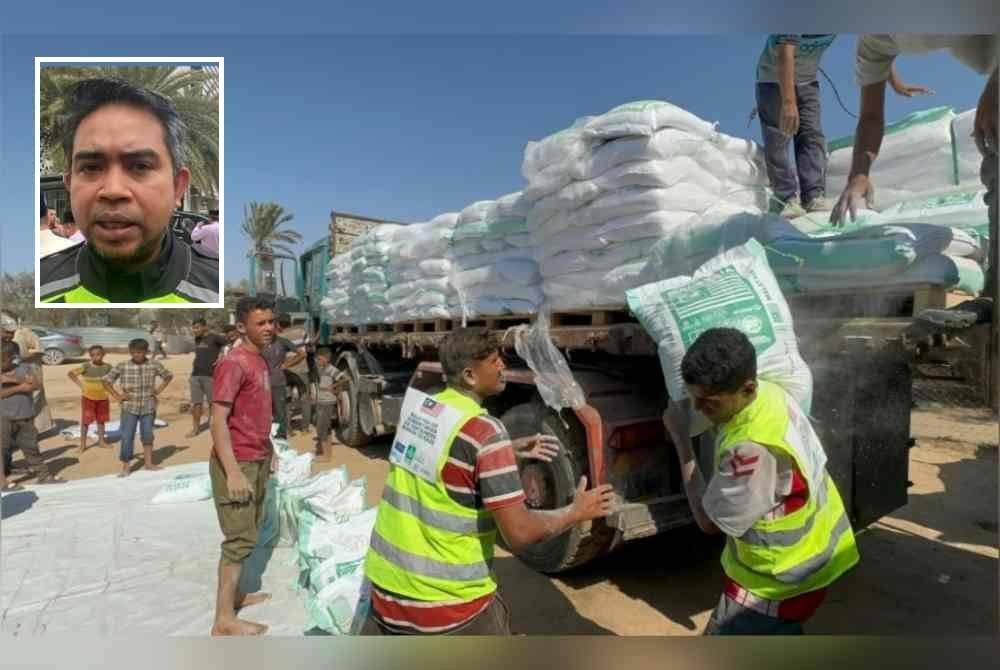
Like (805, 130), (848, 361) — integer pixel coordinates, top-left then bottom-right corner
(499, 402), (615, 574)
(334, 359), (373, 448)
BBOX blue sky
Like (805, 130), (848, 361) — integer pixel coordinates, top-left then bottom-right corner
(1, 34), (989, 284)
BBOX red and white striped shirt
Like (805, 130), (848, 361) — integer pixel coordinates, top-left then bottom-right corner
(371, 414), (525, 633)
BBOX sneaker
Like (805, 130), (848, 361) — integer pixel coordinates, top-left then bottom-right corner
(779, 196), (807, 218)
(803, 195), (833, 213)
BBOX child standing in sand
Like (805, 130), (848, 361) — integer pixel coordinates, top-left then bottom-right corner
(68, 345), (113, 453)
(103, 339), (174, 478)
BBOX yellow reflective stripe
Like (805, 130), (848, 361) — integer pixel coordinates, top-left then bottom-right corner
(369, 530), (491, 582)
(46, 286), (197, 304)
(738, 482), (826, 547)
(382, 485), (495, 534)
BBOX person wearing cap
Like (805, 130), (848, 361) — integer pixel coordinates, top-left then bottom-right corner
(39, 78), (219, 304)
(192, 209), (220, 257)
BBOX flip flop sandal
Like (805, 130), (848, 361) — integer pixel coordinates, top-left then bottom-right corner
(1, 483), (24, 493)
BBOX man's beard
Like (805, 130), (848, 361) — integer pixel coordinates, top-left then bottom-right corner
(91, 230), (165, 272)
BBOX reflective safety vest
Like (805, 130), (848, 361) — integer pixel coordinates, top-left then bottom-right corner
(716, 380), (860, 600)
(39, 235), (219, 304)
(364, 387), (499, 602)
(42, 285), (208, 304)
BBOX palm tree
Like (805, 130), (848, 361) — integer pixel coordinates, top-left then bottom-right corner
(242, 202), (303, 297)
(40, 65), (219, 195)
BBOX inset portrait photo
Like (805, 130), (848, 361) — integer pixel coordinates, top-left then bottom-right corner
(36, 58), (223, 307)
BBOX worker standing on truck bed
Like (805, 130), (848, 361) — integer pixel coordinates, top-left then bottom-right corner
(361, 327), (615, 635)
(662, 328), (859, 635)
(831, 35), (997, 326)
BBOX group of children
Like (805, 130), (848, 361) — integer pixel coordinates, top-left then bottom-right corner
(68, 339), (174, 478)
(60, 332), (350, 478)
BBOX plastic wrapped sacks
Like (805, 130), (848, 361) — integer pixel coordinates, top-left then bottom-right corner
(450, 192), (543, 318)
(626, 239), (813, 435)
(826, 106), (957, 210)
(523, 100), (769, 311)
(952, 108), (982, 188)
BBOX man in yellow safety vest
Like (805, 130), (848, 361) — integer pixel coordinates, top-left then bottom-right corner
(662, 327), (859, 634)
(362, 327), (615, 635)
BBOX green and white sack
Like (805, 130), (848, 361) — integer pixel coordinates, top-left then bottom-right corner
(626, 239), (812, 432)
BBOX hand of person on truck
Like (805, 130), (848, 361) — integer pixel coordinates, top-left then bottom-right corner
(780, 99), (799, 137)
(513, 433), (560, 462)
(830, 175), (874, 227)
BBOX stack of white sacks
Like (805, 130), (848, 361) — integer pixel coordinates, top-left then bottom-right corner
(346, 225), (401, 325)
(521, 100), (770, 310)
(320, 102), (989, 326)
(385, 213), (459, 321)
(450, 192), (543, 318)
(322, 251), (354, 324)
(826, 106), (989, 210)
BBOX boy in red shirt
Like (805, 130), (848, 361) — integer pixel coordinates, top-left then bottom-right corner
(209, 296), (276, 636)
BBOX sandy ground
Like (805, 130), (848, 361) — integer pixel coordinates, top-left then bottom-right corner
(6, 352), (998, 635)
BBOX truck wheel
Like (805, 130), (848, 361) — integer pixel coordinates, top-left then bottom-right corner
(335, 365), (372, 448)
(42, 348), (65, 366)
(499, 402), (615, 574)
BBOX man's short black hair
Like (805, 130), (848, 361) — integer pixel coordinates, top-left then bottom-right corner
(192, 318), (207, 327)
(277, 313), (292, 329)
(129, 338), (150, 352)
(1, 340), (19, 359)
(235, 296), (275, 324)
(681, 327), (757, 394)
(209, 209), (219, 217)
(88, 344), (104, 353)
(61, 77), (188, 175)
(222, 324), (237, 334)
(315, 346), (332, 359)
(439, 327), (499, 383)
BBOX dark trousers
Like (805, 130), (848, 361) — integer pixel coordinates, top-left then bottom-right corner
(2, 417), (47, 476)
(756, 81), (827, 203)
(271, 385), (288, 439)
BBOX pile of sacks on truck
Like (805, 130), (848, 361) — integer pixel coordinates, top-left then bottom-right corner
(322, 100), (989, 326)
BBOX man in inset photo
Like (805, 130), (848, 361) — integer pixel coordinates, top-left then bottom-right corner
(40, 77), (219, 304)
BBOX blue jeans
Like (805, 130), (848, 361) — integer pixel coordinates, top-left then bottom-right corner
(756, 81), (827, 204)
(119, 411), (155, 463)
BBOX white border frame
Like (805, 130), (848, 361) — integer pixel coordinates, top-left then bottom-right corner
(34, 56), (225, 309)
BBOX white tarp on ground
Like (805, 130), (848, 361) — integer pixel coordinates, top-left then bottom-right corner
(60, 418), (169, 441)
(0, 462), (310, 636)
